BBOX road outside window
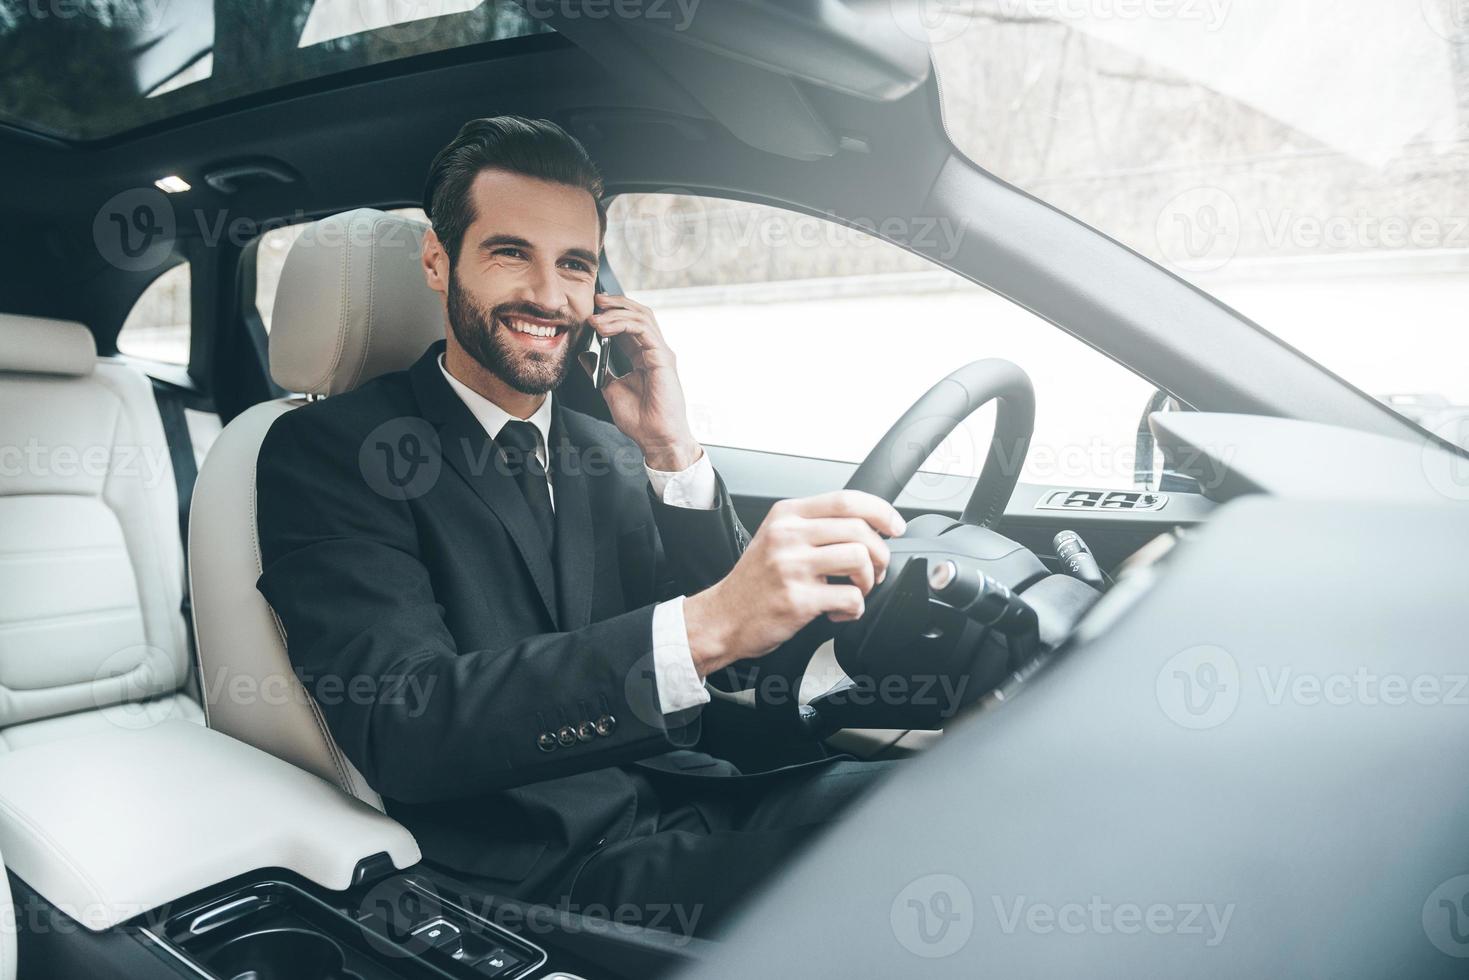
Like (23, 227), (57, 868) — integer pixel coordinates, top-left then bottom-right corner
(604, 194), (1156, 490)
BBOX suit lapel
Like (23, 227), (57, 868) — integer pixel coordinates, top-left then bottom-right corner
(410, 343), (559, 627)
(548, 405), (595, 631)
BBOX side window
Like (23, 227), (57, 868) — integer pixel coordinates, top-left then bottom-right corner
(116, 262), (190, 365)
(253, 207), (427, 330)
(603, 195), (1156, 490)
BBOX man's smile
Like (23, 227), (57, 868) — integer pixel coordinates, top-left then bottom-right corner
(499, 313), (572, 349)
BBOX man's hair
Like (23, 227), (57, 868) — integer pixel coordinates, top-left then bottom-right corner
(422, 116), (606, 267)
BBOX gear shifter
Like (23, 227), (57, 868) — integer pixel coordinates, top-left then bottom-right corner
(1053, 530), (1104, 589)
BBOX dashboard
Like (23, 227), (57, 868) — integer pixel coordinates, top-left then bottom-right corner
(683, 414), (1469, 979)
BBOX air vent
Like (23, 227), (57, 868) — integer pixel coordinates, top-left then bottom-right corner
(1036, 490), (1168, 513)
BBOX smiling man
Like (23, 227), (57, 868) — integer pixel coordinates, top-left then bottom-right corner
(255, 116), (902, 935)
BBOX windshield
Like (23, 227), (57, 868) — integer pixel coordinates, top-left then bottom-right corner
(0, 0), (548, 141)
(928, 1), (1469, 450)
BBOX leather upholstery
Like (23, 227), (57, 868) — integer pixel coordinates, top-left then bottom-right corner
(0, 720), (419, 931)
(268, 208), (443, 397)
(0, 330), (198, 746)
(0, 314), (96, 377)
(191, 208), (444, 807)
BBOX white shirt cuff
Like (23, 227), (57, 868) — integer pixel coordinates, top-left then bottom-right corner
(651, 595), (712, 715)
(646, 448), (718, 510)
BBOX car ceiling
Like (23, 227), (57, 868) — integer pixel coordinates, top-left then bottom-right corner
(0, 3), (950, 354)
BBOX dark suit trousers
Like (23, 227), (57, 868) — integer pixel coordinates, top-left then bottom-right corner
(468, 755), (897, 938)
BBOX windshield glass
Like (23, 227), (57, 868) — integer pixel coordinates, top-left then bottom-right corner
(928, 1), (1469, 449)
(0, 0), (548, 141)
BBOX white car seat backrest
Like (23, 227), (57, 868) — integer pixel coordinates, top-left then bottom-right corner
(190, 209), (444, 808)
(0, 314), (201, 754)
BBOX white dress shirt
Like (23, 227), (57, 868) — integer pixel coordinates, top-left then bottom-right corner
(438, 356), (715, 715)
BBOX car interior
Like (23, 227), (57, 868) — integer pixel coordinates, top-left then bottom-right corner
(3, 2), (1469, 978)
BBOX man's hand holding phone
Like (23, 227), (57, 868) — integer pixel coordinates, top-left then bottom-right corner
(683, 491), (907, 677)
(585, 292), (701, 473)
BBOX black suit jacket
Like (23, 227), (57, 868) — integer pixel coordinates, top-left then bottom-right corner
(256, 341), (749, 889)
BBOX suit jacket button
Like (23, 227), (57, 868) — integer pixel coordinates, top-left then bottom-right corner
(576, 721), (596, 742)
(537, 732), (558, 752)
(557, 725), (578, 747)
(593, 714), (617, 737)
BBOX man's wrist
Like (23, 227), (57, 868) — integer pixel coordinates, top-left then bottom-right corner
(640, 437), (701, 473)
(683, 585), (738, 676)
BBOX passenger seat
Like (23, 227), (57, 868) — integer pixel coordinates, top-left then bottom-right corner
(0, 314), (201, 752)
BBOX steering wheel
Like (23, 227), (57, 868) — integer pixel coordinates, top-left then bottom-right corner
(749, 359), (1038, 735)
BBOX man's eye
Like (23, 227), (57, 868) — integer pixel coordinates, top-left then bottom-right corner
(493, 247), (528, 260)
(561, 259), (593, 274)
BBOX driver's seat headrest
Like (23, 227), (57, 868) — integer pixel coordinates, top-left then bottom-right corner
(268, 208), (445, 398)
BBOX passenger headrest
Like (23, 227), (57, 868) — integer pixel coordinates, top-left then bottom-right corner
(0, 314), (96, 377)
(269, 208), (445, 398)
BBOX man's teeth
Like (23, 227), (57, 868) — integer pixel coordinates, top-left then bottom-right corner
(505, 318), (559, 339)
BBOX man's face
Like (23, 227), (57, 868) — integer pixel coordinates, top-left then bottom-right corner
(437, 169), (601, 395)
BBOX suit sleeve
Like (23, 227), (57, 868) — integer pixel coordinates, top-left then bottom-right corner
(255, 410), (700, 805)
(646, 471), (749, 600)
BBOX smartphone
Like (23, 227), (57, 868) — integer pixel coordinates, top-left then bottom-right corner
(577, 304), (635, 390)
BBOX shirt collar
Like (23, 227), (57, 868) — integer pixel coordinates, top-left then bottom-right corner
(437, 353), (554, 455)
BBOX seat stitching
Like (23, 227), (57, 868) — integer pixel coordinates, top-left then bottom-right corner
(90, 368), (188, 687)
(0, 606), (136, 630)
(343, 214), (382, 393)
(321, 220), (353, 394)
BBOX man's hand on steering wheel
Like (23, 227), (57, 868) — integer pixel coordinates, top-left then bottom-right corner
(683, 491), (906, 677)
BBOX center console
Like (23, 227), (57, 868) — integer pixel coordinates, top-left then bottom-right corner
(0, 722), (702, 980)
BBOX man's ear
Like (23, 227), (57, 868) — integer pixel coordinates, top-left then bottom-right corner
(421, 228), (450, 296)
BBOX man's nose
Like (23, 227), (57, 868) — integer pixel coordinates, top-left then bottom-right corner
(524, 259), (570, 315)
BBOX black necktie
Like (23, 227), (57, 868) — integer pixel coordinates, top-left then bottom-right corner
(496, 420), (555, 553)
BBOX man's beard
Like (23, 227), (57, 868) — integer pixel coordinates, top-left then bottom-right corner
(447, 274), (584, 396)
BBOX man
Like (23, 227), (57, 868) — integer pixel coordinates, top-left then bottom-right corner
(256, 116), (904, 935)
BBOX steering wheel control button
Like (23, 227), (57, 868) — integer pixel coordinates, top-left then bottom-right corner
(473, 948), (523, 976)
(536, 732), (558, 752)
(410, 917), (464, 956)
(556, 725), (578, 747)
(593, 714), (617, 737)
(575, 721), (596, 742)
(928, 559), (958, 591)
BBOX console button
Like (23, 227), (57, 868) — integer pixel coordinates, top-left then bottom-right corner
(593, 714), (617, 736)
(473, 947), (524, 976)
(536, 732), (558, 752)
(556, 725), (577, 747)
(410, 917), (464, 956)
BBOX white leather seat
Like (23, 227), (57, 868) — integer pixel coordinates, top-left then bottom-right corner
(0, 314), (202, 754)
(190, 209), (444, 809)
